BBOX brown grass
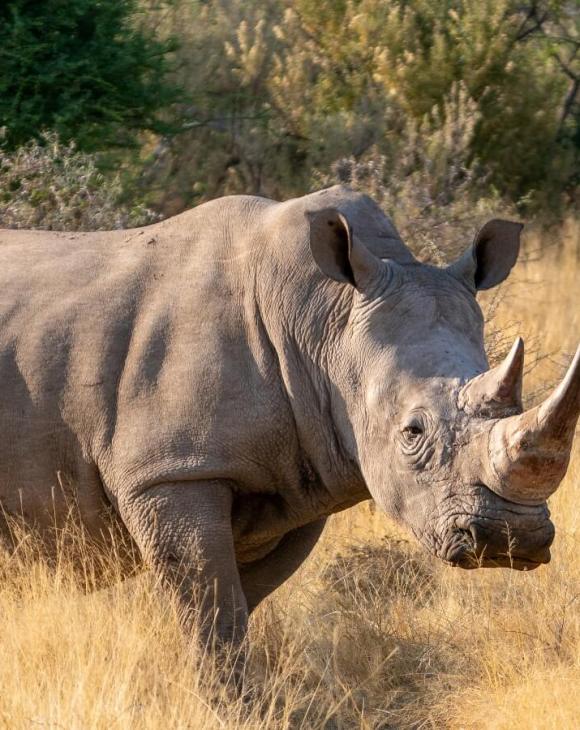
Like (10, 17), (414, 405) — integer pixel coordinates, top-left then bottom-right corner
(0, 220), (578, 729)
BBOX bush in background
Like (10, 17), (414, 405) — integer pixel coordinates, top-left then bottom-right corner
(0, 1), (577, 223)
(144, 0), (578, 215)
(0, 132), (157, 230)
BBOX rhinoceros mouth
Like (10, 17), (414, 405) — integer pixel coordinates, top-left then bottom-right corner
(445, 549), (548, 571)
(441, 521), (553, 571)
(431, 480), (555, 571)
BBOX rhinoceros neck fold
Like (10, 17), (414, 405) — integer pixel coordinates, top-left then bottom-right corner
(250, 230), (369, 507)
(254, 273), (368, 507)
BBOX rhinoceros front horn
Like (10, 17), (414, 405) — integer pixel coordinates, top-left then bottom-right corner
(487, 345), (580, 504)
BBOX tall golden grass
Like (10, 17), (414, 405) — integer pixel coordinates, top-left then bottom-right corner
(0, 221), (578, 729)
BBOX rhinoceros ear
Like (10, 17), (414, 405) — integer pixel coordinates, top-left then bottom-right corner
(447, 219), (523, 291)
(307, 208), (383, 290)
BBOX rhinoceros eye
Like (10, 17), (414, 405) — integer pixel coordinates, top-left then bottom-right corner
(403, 418), (425, 444)
(400, 413), (433, 461)
(403, 424), (424, 440)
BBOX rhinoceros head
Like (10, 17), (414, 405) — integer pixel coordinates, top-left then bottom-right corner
(308, 209), (579, 570)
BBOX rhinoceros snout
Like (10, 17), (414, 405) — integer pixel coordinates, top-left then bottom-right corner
(444, 516), (554, 570)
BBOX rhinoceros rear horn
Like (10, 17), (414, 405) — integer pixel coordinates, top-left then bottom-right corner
(460, 337), (524, 414)
(307, 208), (386, 290)
(488, 345), (580, 504)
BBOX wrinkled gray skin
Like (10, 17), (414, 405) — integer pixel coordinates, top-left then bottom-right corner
(0, 186), (578, 645)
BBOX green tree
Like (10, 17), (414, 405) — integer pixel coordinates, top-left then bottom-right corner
(0, 0), (181, 151)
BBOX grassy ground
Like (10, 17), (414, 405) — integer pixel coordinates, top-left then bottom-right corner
(0, 220), (578, 729)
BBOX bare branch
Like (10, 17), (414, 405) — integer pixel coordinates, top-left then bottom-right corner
(556, 77), (580, 139)
(551, 50), (579, 81)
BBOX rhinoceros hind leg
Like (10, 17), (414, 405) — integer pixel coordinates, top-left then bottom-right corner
(239, 518), (326, 613)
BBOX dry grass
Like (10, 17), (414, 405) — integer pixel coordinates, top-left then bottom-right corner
(0, 221), (578, 729)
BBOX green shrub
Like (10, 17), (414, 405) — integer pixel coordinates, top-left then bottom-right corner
(0, 0), (181, 152)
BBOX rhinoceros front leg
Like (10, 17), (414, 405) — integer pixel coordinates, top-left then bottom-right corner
(118, 480), (248, 646)
(239, 518), (326, 613)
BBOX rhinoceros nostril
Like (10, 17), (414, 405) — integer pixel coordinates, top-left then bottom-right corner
(456, 527), (474, 546)
(468, 523), (495, 558)
(444, 528), (476, 564)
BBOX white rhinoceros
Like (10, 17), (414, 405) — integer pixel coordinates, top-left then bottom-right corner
(0, 186), (578, 644)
